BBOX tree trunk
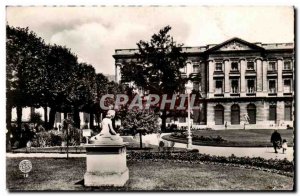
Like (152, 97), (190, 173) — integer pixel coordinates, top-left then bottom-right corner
(89, 113), (94, 129)
(63, 112), (67, 120)
(48, 108), (56, 130)
(43, 106), (48, 129)
(73, 107), (80, 128)
(139, 132), (143, 149)
(6, 103), (12, 131)
(16, 106), (22, 130)
(94, 112), (100, 128)
(161, 109), (167, 132)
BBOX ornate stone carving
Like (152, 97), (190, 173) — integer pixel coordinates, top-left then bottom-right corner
(218, 41), (252, 51)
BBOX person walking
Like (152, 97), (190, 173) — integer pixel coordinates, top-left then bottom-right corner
(270, 130), (282, 153)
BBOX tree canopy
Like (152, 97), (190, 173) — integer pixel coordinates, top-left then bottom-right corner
(120, 26), (188, 130)
(6, 25), (122, 130)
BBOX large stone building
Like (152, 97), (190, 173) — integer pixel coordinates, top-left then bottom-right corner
(113, 38), (294, 129)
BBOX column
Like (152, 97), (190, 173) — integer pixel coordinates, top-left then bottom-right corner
(262, 60), (268, 93)
(208, 60), (214, 98)
(277, 101), (285, 124)
(187, 61), (193, 75)
(200, 61), (206, 95)
(240, 59), (246, 96)
(206, 102), (214, 128)
(224, 103), (231, 125)
(256, 58), (263, 96)
(115, 63), (121, 83)
(277, 59), (283, 96)
(224, 60), (230, 97)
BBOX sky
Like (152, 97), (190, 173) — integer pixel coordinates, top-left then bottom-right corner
(6, 6), (294, 75)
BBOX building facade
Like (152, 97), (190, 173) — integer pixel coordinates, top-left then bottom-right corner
(113, 38), (294, 130)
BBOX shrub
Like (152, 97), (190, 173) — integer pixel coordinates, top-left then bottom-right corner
(127, 151), (294, 173)
(170, 133), (226, 143)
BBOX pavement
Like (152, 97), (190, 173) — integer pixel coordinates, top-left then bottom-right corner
(142, 133), (294, 161)
(6, 133), (294, 162)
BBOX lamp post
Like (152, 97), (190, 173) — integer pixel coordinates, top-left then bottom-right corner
(186, 84), (193, 150)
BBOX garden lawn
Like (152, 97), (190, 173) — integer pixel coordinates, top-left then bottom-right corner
(164, 129), (294, 147)
(7, 158), (293, 191)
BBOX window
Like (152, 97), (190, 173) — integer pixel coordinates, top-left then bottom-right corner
(193, 65), (200, 73)
(231, 80), (239, 93)
(247, 104), (256, 124)
(231, 62), (238, 71)
(269, 103), (277, 121)
(215, 63), (223, 71)
(247, 79), (255, 93)
(269, 80), (276, 93)
(284, 102), (292, 121)
(215, 105), (224, 125)
(283, 79), (291, 93)
(268, 62), (276, 71)
(247, 62), (255, 70)
(284, 61), (292, 70)
(193, 82), (200, 91)
(215, 80), (223, 94)
(180, 66), (187, 73)
(231, 104), (240, 125)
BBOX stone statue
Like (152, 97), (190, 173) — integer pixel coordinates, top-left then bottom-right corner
(90, 110), (123, 144)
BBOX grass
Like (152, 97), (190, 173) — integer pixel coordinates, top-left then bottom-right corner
(164, 129), (294, 147)
(6, 157), (294, 191)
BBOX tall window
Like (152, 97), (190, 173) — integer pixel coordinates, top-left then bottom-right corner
(231, 80), (239, 93)
(247, 79), (255, 93)
(284, 102), (292, 121)
(269, 80), (276, 93)
(284, 61), (292, 70)
(247, 62), (255, 70)
(193, 82), (200, 91)
(269, 103), (277, 121)
(215, 63), (223, 71)
(215, 104), (224, 125)
(231, 62), (238, 71)
(247, 104), (256, 124)
(283, 79), (291, 93)
(231, 104), (240, 125)
(215, 80), (223, 94)
(193, 65), (200, 73)
(268, 62), (276, 71)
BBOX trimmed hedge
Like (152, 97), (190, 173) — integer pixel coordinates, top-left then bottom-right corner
(127, 151), (294, 173)
(171, 132), (226, 143)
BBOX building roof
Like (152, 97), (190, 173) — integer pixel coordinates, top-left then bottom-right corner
(113, 37), (294, 57)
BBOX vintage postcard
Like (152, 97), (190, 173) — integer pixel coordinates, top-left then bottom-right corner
(5, 6), (295, 191)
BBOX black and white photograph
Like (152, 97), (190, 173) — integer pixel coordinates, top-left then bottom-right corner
(5, 5), (295, 191)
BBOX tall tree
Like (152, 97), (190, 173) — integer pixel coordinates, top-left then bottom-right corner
(65, 63), (97, 128)
(121, 26), (187, 131)
(6, 25), (47, 131)
(45, 45), (78, 129)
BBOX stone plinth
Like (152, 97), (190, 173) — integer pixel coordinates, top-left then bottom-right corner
(84, 137), (129, 187)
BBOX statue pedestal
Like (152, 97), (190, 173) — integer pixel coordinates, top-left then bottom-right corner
(84, 138), (129, 187)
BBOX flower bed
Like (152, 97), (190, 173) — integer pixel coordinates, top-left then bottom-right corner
(127, 151), (294, 174)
